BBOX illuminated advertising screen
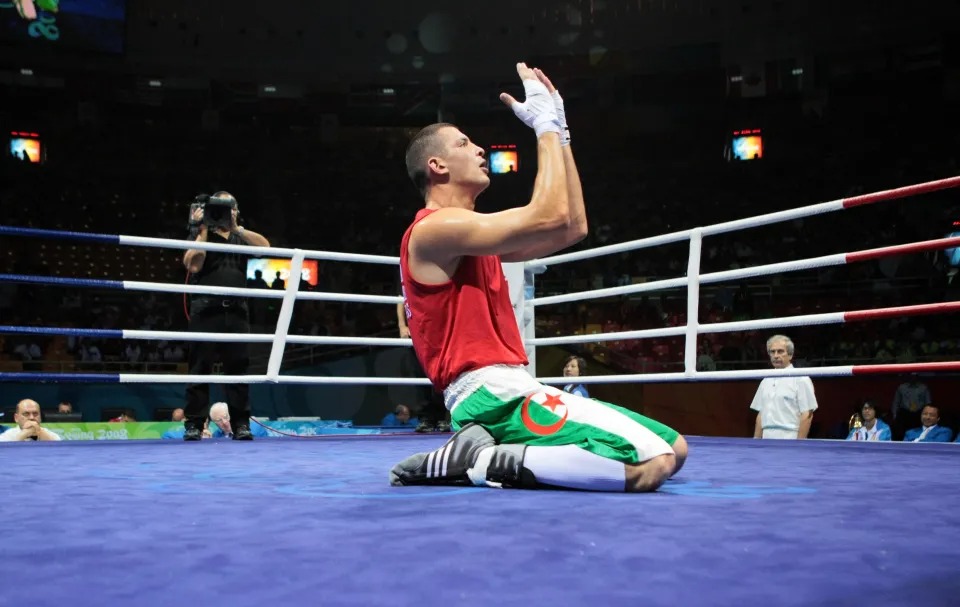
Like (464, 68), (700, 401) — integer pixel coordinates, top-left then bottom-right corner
(0, 0), (126, 54)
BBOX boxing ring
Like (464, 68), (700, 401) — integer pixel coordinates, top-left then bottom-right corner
(2, 176), (960, 606)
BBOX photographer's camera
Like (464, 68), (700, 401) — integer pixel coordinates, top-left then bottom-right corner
(187, 192), (238, 237)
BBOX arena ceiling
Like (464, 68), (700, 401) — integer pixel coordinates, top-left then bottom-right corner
(1, 0), (955, 89)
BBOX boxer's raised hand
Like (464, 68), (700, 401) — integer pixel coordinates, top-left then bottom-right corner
(533, 67), (569, 146)
(499, 63), (561, 139)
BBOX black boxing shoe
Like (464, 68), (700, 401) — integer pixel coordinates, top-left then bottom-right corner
(183, 425), (202, 442)
(232, 424), (253, 441)
(389, 423), (495, 486)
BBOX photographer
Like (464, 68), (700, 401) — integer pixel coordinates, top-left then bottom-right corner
(182, 191), (270, 441)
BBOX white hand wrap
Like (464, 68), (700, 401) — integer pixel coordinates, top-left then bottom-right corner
(508, 79), (562, 139)
(551, 90), (570, 147)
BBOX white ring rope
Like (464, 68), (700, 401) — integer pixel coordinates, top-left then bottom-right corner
(122, 281), (402, 305)
(118, 235), (399, 265)
(1, 176), (959, 385)
(531, 253), (849, 307)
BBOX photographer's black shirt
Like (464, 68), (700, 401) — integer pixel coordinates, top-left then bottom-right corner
(191, 231), (246, 289)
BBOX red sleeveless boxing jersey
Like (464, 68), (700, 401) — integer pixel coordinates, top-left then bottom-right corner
(399, 208), (528, 392)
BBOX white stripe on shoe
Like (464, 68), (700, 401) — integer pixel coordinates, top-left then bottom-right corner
(427, 444), (449, 478)
(427, 449), (437, 477)
(439, 443), (453, 477)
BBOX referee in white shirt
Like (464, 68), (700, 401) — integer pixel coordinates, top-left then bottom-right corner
(751, 334), (818, 439)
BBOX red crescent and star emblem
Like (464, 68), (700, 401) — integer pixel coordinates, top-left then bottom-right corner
(520, 391), (568, 435)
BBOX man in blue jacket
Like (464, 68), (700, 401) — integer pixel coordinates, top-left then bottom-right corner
(903, 405), (953, 443)
(381, 404), (419, 428)
(206, 402), (269, 438)
(162, 402), (269, 439)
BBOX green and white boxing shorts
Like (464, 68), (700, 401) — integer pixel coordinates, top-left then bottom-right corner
(444, 364), (679, 465)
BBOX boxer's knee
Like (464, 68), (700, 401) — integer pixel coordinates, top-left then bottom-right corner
(670, 435), (688, 476)
(625, 453), (674, 492)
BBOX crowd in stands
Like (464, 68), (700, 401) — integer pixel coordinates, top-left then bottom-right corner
(1, 81), (959, 377)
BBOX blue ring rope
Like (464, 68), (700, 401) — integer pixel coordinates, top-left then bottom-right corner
(0, 273), (124, 289)
(0, 373), (120, 383)
(0, 326), (123, 338)
(0, 225), (120, 244)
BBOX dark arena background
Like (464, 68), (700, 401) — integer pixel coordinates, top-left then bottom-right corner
(1, 1), (960, 606)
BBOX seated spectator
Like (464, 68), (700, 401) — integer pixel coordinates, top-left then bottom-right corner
(696, 344), (717, 372)
(561, 355), (590, 398)
(171, 407), (185, 422)
(163, 343), (184, 362)
(381, 404), (419, 428)
(146, 345), (162, 363)
(13, 341), (42, 361)
(81, 344), (102, 363)
(846, 400), (891, 441)
(204, 402), (233, 438)
(204, 402), (268, 438)
(125, 343), (142, 363)
(109, 408), (137, 423)
(0, 399), (63, 442)
(903, 405), (953, 443)
(58, 401), (73, 414)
